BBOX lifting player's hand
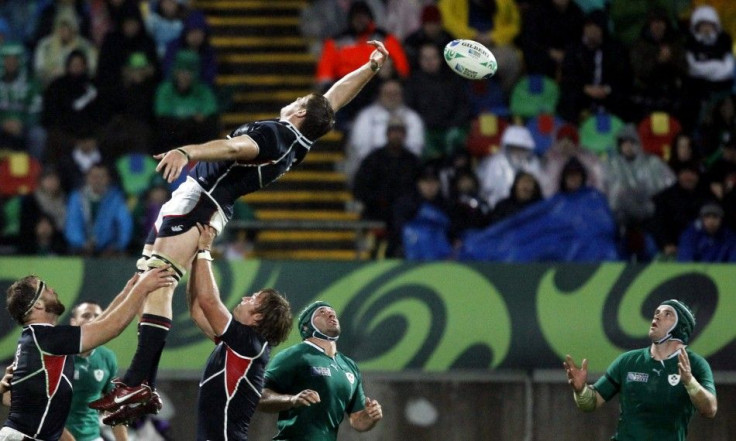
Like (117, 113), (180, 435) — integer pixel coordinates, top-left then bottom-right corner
(366, 40), (388, 70)
(364, 397), (383, 421)
(196, 223), (217, 251)
(154, 148), (190, 183)
(564, 354), (589, 393)
(290, 389), (321, 408)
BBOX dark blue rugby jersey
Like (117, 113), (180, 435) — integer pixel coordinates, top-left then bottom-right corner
(189, 119), (312, 220)
(196, 317), (270, 441)
(4, 324), (81, 440)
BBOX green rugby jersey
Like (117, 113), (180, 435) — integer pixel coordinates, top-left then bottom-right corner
(594, 347), (715, 441)
(264, 341), (367, 441)
(66, 347), (118, 441)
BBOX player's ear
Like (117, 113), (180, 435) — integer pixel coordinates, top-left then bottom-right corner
(296, 108), (307, 118)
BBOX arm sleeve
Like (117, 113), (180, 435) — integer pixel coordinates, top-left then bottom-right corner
(316, 39), (339, 83)
(263, 349), (295, 392)
(36, 326), (83, 355)
(247, 123), (283, 163)
(593, 353), (624, 401)
(690, 351), (716, 396)
(345, 364), (367, 414)
(489, 0), (521, 46)
(438, 0), (475, 40)
(384, 35), (411, 78)
(218, 318), (266, 357)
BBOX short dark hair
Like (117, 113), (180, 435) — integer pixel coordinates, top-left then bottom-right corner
(252, 288), (293, 346)
(300, 94), (334, 141)
(6, 276), (40, 325)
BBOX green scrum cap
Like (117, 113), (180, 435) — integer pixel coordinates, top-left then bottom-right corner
(298, 301), (338, 341)
(656, 299), (696, 344)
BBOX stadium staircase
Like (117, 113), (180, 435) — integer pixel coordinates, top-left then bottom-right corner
(193, 0), (377, 260)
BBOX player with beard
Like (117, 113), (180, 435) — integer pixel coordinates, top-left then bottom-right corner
(564, 299), (717, 440)
(257, 301), (383, 441)
(0, 269), (174, 441)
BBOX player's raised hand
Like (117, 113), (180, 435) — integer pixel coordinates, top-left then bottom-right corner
(564, 354), (589, 393)
(136, 264), (176, 292)
(291, 389), (321, 408)
(678, 349), (693, 385)
(366, 40), (388, 69)
(196, 223), (217, 250)
(364, 397), (383, 421)
(154, 148), (190, 183)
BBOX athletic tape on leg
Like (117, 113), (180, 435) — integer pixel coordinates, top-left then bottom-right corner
(148, 252), (186, 281)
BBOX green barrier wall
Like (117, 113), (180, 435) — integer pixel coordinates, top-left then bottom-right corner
(1, 258), (735, 373)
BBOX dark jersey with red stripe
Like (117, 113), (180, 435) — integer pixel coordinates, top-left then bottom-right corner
(3, 324), (81, 440)
(189, 119), (313, 220)
(196, 317), (270, 441)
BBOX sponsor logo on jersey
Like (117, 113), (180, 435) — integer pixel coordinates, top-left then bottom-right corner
(626, 372), (649, 383)
(94, 369), (104, 382)
(171, 225), (184, 232)
(668, 374), (681, 386)
(311, 366), (331, 377)
(345, 372), (355, 385)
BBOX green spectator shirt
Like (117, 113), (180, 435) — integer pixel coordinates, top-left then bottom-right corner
(264, 341), (367, 441)
(594, 347), (716, 441)
(66, 347), (118, 441)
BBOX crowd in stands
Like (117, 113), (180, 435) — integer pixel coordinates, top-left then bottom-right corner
(0, 0), (218, 257)
(2, 0), (736, 264)
(307, 0), (736, 262)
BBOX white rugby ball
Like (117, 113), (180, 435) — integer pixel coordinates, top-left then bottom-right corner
(443, 39), (498, 80)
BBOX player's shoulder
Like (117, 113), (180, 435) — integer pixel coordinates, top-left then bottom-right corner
(686, 349), (711, 367)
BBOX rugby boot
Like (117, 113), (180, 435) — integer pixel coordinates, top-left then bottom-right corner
(89, 379), (153, 412)
(102, 391), (163, 426)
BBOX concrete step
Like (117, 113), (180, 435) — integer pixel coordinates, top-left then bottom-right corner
(243, 190), (351, 203)
(211, 36), (307, 50)
(255, 210), (359, 221)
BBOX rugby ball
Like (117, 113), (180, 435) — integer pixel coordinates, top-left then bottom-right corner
(443, 39), (497, 80)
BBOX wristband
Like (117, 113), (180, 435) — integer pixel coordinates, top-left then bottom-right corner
(370, 59), (381, 73)
(175, 148), (191, 161)
(684, 378), (701, 395)
(197, 249), (213, 261)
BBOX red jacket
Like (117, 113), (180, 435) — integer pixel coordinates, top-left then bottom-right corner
(316, 23), (410, 82)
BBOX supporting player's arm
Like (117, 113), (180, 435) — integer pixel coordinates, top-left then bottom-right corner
(79, 267), (175, 352)
(257, 388), (321, 412)
(154, 135), (261, 183)
(94, 274), (140, 323)
(324, 40), (388, 112)
(188, 224), (229, 339)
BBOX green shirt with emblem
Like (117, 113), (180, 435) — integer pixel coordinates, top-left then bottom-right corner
(264, 341), (367, 441)
(66, 346), (119, 441)
(593, 347), (716, 441)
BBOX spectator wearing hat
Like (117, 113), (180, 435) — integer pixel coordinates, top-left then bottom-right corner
(558, 9), (631, 123)
(520, 0), (585, 80)
(541, 123), (605, 197)
(403, 4), (455, 69)
(33, 9), (98, 87)
(677, 202), (736, 262)
(476, 125), (543, 208)
(404, 42), (471, 161)
(651, 161), (714, 258)
(682, 6), (734, 132)
(353, 115), (422, 255)
(162, 10), (216, 85)
(153, 49), (219, 150)
(0, 42), (45, 159)
(315, 1), (410, 128)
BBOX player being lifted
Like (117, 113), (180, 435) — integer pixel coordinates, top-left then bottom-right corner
(90, 41), (390, 424)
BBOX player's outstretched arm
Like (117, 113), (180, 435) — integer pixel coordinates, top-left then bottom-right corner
(154, 135), (261, 183)
(349, 397), (383, 432)
(188, 223), (230, 339)
(79, 267), (175, 352)
(564, 354), (605, 412)
(324, 40), (388, 112)
(678, 350), (717, 418)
